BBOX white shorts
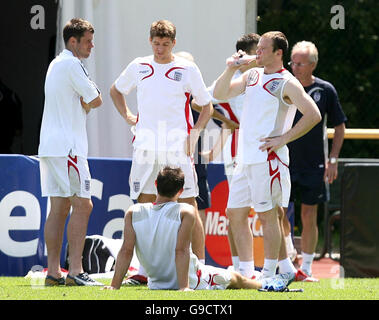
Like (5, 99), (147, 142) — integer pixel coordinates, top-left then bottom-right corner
(39, 154), (91, 199)
(129, 149), (198, 200)
(191, 262), (232, 290)
(227, 153), (290, 212)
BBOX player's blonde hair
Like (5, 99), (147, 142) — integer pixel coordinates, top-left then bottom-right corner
(150, 20), (176, 41)
(291, 41), (319, 65)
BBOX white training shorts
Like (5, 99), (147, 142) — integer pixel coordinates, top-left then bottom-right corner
(129, 148), (198, 200)
(227, 152), (291, 212)
(39, 154), (91, 199)
(191, 262), (233, 290)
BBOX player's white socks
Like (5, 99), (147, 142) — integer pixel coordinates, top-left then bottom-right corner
(231, 256), (240, 272)
(239, 260), (255, 278)
(262, 259), (277, 278)
(199, 259), (205, 264)
(301, 252), (315, 275)
(278, 257), (297, 274)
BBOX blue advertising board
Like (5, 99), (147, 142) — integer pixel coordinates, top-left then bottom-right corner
(0, 155), (229, 276)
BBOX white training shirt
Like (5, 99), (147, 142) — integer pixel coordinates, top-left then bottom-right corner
(237, 67), (297, 165)
(131, 202), (199, 290)
(38, 49), (99, 158)
(114, 55), (211, 152)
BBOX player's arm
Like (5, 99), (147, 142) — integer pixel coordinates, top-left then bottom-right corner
(103, 208), (136, 290)
(186, 101), (213, 156)
(325, 122), (345, 183)
(110, 84), (137, 126)
(175, 206), (196, 291)
(259, 78), (321, 154)
(80, 95), (102, 113)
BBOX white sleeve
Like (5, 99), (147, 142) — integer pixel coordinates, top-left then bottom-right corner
(187, 64), (212, 106)
(114, 60), (137, 95)
(69, 61), (100, 104)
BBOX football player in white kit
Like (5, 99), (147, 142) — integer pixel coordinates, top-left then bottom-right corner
(213, 31), (321, 282)
(39, 18), (103, 286)
(103, 166), (291, 291)
(110, 20), (213, 284)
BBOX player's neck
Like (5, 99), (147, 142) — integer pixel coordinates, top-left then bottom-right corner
(154, 53), (175, 64)
(263, 61), (284, 74)
(155, 195), (175, 205)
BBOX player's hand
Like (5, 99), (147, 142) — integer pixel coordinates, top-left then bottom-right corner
(124, 113), (137, 126)
(259, 136), (286, 154)
(80, 97), (91, 114)
(324, 162), (338, 184)
(185, 129), (200, 156)
(222, 120), (239, 132)
(102, 285), (118, 290)
(199, 149), (214, 163)
(226, 50), (246, 70)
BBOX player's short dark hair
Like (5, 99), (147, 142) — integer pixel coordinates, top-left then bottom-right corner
(262, 31), (288, 59)
(63, 18), (94, 45)
(150, 20), (176, 41)
(156, 166), (185, 198)
(236, 33), (260, 53)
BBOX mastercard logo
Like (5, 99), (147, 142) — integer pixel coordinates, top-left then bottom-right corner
(204, 180), (265, 268)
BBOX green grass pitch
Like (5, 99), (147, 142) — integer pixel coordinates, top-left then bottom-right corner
(0, 277), (378, 300)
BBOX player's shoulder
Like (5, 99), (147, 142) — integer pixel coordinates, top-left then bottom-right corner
(130, 55), (154, 65)
(313, 77), (337, 92)
(179, 203), (196, 215)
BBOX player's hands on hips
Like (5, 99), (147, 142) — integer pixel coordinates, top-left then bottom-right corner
(259, 136), (286, 154)
(124, 113), (137, 126)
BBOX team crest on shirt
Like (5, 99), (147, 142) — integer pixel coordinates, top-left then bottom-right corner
(247, 69), (259, 87)
(165, 67), (185, 81)
(263, 78), (283, 96)
(312, 90), (321, 102)
(133, 181), (140, 193)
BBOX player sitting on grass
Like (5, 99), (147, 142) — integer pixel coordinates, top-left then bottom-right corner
(103, 166), (293, 291)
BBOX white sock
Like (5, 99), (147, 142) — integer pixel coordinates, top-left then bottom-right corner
(262, 259), (278, 278)
(231, 256), (240, 271)
(301, 252), (315, 275)
(278, 257), (297, 274)
(199, 259), (205, 264)
(239, 260), (255, 278)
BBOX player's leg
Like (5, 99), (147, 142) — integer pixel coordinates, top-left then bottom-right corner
(300, 203), (318, 275)
(257, 206), (281, 277)
(227, 227), (240, 271)
(44, 196), (71, 279)
(226, 207), (254, 276)
(226, 167), (255, 277)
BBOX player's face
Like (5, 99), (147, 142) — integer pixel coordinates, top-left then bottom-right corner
(73, 31), (94, 59)
(150, 36), (176, 63)
(255, 37), (275, 67)
(290, 50), (315, 81)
